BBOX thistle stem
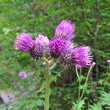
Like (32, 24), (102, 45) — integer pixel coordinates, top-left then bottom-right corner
(75, 65), (80, 79)
(43, 57), (54, 110)
(75, 65), (80, 100)
(80, 65), (93, 100)
(44, 64), (50, 110)
(75, 65), (81, 109)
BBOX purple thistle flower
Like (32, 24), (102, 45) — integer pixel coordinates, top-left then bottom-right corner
(49, 38), (65, 58)
(107, 60), (110, 64)
(60, 42), (74, 64)
(19, 72), (27, 79)
(36, 34), (49, 46)
(30, 34), (49, 60)
(15, 32), (34, 52)
(54, 20), (75, 41)
(72, 46), (92, 67)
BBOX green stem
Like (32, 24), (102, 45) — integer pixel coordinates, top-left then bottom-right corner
(80, 66), (93, 100)
(44, 65), (50, 110)
(75, 65), (81, 109)
(75, 66), (80, 100)
(80, 68), (82, 76)
(43, 57), (54, 110)
(104, 75), (109, 90)
(78, 69), (82, 101)
(75, 65), (80, 79)
(104, 65), (110, 90)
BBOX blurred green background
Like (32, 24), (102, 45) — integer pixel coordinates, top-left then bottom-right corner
(0, 0), (110, 110)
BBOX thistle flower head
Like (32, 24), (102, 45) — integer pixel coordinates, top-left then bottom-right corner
(36, 34), (49, 46)
(14, 32), (34, 52)
(72, 46), (92, 67)
(30, 34), (49, 60)
(60, 42), (74, 64)
(19, 72), (27, 79)
(54, 20), (75, 41)
(49, 38), (65, 58)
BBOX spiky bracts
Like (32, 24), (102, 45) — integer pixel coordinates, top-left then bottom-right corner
(30, 34), (49, 60)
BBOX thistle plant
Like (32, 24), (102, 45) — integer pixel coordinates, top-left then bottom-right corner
(14, 20), (93, 110)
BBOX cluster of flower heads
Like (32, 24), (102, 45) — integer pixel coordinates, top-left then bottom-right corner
(15, 20), (92, 67)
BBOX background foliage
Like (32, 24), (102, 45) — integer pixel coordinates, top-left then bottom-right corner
(0, 0), (110, 110)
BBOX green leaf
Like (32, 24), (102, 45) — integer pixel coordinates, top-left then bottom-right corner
(100, 92), (110, 106)
(39, 81), (46, 91)
(38, 63), (46, 67)
(3, 28), (11, 35)
(51, 70), (59, 77)
(36, 99), (44, 106)
(72, 99), (85, 110)
(89, 103), (102, 110)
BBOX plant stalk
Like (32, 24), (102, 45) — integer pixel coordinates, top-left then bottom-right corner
(43, 57), (54, 110)
(44, 64), (50, 110)
(80, 65), (93, 100)
(75, 65), (81, 109)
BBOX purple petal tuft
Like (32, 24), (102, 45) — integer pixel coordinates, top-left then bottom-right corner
(72, 46), (92, 67)
(49, 38), (65, 58)
(15, 32), (34, 52)
(54, 20), (75, 41)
